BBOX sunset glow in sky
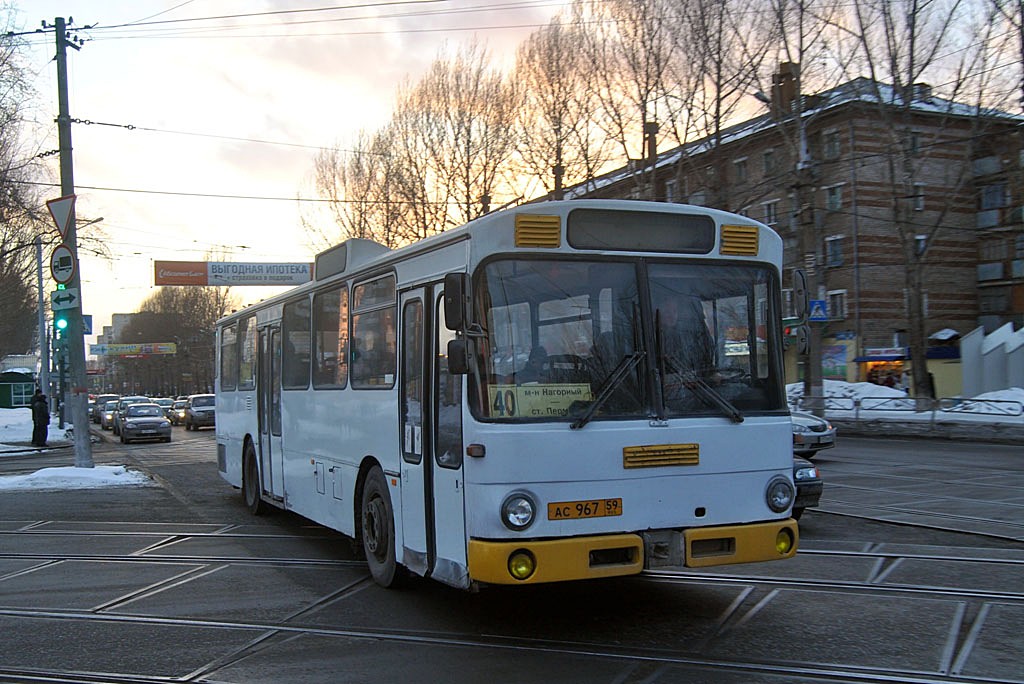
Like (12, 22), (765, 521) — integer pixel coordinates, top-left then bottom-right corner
(15, 0), (566, 347)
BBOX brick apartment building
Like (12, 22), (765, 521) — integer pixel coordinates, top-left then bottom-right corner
(566, 68), (1023, 392)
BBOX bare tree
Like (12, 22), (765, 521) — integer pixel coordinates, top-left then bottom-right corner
(120, 279), (238, 395)
(575, 0), (679, 189)
(664, 0), (777, 209)
(511, 13), (616, 199)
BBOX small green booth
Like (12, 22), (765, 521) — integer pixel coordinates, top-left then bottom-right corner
(0, 371), (36, 409)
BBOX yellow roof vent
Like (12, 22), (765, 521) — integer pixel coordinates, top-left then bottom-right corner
(623, 443), (699, 468)
(515, 214), (561, 248)
(720, 224), (759, 256)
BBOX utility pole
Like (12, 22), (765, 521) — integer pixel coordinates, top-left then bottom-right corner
(53, 17), (92, 467)
(35, 237), (49, 409)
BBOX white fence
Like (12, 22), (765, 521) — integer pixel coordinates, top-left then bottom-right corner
(790, 395), (1024, 427)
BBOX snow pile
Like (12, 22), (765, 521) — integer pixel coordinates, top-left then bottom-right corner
(0, 465), (152, 491)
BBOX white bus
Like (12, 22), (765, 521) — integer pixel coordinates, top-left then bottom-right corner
(216, 199), (803, 590)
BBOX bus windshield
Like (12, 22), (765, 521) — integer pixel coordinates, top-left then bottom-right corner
(472, 257), (785, 422)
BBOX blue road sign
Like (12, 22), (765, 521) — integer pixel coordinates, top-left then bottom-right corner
(808, 299), (829, 322)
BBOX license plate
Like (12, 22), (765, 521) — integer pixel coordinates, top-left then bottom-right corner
(548, 498), (622, 520)
(141, 430), (155, 434)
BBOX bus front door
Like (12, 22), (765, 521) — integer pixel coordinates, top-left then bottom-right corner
(258, 326), (284, 499)
(398, 287), (467, 585)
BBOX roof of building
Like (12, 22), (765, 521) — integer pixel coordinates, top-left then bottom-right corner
(564, 77), (1021, 200)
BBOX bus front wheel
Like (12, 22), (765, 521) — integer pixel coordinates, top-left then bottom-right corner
(243, 444), (267, 516)
(361, 466), (402, 588)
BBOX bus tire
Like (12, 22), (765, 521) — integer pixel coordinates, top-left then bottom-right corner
(243, 443), (267, 516)
(361, 466), (402, 588)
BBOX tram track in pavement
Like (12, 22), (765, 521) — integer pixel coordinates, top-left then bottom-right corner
(0, 602), (1018, 684)
(1, 525), (1022, 684)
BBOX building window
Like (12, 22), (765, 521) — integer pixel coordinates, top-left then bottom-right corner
(762, 200), (779, 225)
(906, 130), (921, 156)
(913, 183), (925, 211)
(980, 183), (1008, 210)
(782, 288), (795, 318)
(915, 234), (927, 256)
(981, 239), (1008, 261)
(823, 130), (840, 160)
(733, 157), (748, 183)
(11, 383), (33, 407)
(826, 235), (843, 266)
(738, 205), (751, 218)
(763, 148), (777, 175)
(825, 185), (842, 211)
(1016, 234), (1024, 258)
(827, 290), (847, 320)
(665, 178), (678, 203)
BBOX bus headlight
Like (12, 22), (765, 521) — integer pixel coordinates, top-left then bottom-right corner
(501, 492), (536, 530)
(765, 476), (794, 513)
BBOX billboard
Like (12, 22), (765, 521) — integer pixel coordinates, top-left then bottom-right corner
(154, 261), (313, 286)
(91, 343), (177, 356)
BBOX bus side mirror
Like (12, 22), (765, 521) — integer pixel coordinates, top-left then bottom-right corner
(447, 339), (469, 375)
(792, 269), (809, 322)
(444, 272), (469, 332)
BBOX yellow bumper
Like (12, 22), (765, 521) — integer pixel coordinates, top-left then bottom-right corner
(468, 534), (644, 585)
(684, 519), (799, 567)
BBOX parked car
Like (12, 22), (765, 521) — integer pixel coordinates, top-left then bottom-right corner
(793, 457), (822, 519)
(791, 411), (836, 458)
(119, 402), (172, 444)
(169, 400), (188, 426)
(92, 394), (119, 423)
(185, 393), (216, 430)
(100, 400), (119, 431)
(113, 396), (151, 436)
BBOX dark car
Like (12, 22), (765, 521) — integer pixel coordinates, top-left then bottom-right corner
(793, 457), (822, 520)
(791, 411), (837, 458)
(185, 393), (216, 431)
(119, 402), (172, 444)
(92, 394), (119, 423)
(169, 400), (188, 426)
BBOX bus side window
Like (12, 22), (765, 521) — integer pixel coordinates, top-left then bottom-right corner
(282, 298), (311, 389)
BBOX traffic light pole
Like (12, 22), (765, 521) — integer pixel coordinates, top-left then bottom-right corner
(54, 17), (92, 468)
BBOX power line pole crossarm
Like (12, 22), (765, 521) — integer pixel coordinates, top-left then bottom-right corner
(54, 16), (93, 468)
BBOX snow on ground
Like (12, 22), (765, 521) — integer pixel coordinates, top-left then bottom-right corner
(0, 407), (152, 490)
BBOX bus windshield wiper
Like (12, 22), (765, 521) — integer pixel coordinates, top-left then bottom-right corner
(678, 368), (744, 423)
(570, 351), (644, 430)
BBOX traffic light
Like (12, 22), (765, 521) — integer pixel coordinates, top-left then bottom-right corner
(54, 310), (69, 338)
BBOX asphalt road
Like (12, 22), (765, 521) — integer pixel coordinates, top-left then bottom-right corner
(0, 428), (1021, 683)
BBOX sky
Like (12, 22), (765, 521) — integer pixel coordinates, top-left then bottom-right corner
(1, 382), (1021, 491)
(11, 0), (568, 353)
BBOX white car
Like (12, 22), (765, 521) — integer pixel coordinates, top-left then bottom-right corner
(791, 411), (836, 458)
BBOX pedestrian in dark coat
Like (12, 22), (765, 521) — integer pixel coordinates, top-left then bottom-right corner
(30, 390), (49, 447)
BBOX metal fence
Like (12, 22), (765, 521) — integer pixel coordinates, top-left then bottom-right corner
(790, 395), (1024, 423)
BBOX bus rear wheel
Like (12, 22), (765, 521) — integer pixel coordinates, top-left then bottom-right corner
(243, 444), (266, 516)
(361, 466), (402, 588)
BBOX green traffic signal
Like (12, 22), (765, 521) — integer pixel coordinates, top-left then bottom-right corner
(54, 312), (69, 336)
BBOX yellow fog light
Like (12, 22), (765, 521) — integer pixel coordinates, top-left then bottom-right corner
(508, 549), (536, 581)
(775, 528), (794, 554)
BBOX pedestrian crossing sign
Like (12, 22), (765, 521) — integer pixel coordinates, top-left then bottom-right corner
(808, 299), (828, 322)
